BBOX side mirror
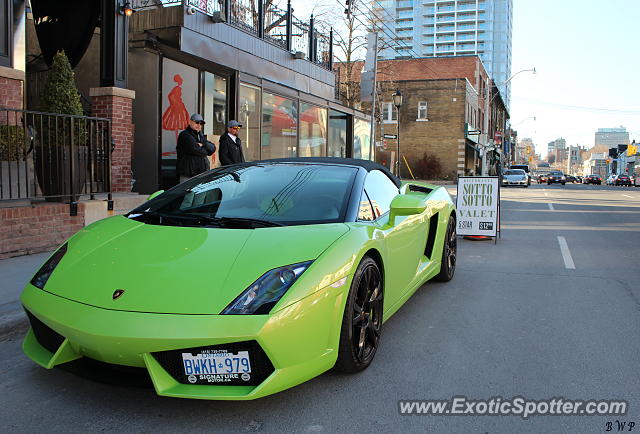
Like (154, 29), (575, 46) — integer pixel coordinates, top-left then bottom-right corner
(147, 190), (164, 201)
(389, 194), (427, 225)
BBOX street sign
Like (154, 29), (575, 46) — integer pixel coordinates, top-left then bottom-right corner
(383, 134), (397, 139)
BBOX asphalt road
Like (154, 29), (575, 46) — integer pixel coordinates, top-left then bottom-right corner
(1, 183), (639, 433)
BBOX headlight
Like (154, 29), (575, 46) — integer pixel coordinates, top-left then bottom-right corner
(561, 176), (566, 180)
(221, 261), (313, 315)
(30, 243), (68, 289)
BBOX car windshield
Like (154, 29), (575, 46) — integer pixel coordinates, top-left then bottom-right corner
(129, 164), (358, 227)
(504, 169), (525, 175)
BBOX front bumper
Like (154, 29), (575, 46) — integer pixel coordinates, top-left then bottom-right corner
(21, 280), (349, 400)
(502, 180), (528, 186)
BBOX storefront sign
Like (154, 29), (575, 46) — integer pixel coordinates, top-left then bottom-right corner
(456, 176), (500, 237)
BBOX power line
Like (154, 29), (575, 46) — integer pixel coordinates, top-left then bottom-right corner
(514, 96), (640, 115)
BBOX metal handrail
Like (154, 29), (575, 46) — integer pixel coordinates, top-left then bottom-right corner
(0, 108), (113, 215)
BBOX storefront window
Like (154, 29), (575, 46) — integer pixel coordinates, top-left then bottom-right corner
(239, 83), (261, 161)
(203, 72), (227, 167)
(299, 103), (327, 157)
(160, 58), (198, 188)
(353, 118), (372, 160)
(328, 110), (347, 158)
(262, 92), (297, 159)
(160, 58), (199, 160)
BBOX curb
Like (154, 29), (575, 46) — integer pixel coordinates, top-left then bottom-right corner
(0, 310), (28, 337)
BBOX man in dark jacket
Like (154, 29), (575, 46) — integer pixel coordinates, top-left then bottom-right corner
(218, 120), (245, 166)
(176, 114), (216, 183)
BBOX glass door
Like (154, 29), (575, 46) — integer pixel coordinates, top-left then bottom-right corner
(203, 72), (227, 167)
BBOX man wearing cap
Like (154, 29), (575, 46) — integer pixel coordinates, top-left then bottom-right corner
(176, 114), (216, 183)
(218, 120), (245, 166)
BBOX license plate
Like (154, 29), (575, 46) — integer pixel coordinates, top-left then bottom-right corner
(181, 350), (252, 384)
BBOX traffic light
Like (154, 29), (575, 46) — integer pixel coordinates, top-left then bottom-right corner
(526, 145), (532, 154)
(628, 144), (637, 156)
(528, 155), (533, 162)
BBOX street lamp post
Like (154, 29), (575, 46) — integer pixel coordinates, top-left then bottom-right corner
(392, 89), (403, 176)
(482, 67), (536, 175)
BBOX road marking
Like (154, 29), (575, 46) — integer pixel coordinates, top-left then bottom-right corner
(548, 203), (555, 211)
(557, 236), (575, 269)
(623, 194), (632, 198)
(544, 192), (548, 197)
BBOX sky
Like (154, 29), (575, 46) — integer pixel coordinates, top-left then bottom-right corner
(510, 0), (640, 155)
(293, 0), (640, 156)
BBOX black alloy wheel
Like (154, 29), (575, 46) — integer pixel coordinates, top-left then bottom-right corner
(435, 215), (457, 282)
(335, 257), (383, 373)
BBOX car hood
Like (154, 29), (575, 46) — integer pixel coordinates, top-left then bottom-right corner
(42, 216), (350, 314)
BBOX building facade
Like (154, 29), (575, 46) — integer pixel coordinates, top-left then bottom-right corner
(547, 137), (567, 166)
(566, 145), (585, 175)
(374, 0), (513, 106)
(594, 127), (630, 148)
(337, 56), (509, 178)
(515, 137), (533, 164)
(582, 152), (607, 178)
(126, 3), (371, 193)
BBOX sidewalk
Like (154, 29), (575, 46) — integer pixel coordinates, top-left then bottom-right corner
(0, 251), (51, 335)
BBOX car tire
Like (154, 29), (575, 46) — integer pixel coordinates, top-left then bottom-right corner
(335, 256), (383, 373)
(561, 182), (565, 185)
(435, 215), (457, 282)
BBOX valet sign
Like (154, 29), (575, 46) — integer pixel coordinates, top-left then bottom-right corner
(456, 176), (500, 237)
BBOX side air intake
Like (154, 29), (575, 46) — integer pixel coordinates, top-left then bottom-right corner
(424, 212), (439, 259)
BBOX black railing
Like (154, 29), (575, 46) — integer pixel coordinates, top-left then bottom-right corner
(0, 108), (112, 214)
(131, 0), (332, 70)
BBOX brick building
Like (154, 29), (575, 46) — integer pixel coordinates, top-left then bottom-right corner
(337, 56), (509, 178)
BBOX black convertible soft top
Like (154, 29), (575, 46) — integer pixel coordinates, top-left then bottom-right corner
(255, 157), (401, 188)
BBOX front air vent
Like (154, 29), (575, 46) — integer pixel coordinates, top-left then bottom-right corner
(24, 309), (65, 354)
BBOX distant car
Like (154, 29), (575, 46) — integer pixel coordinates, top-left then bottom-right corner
(547, 171), (566, 185)
(502, 169), (529, 187)
(565, 174), (577, 183)
(635, 175), (640, 187)
(575, 176), (583, 184)
(538, 173), (549, 183)
(614, 174), (632, 186)
(583, 174), (602, 185)
(510, 165), (531, 185)
(606, 174), (616, 186)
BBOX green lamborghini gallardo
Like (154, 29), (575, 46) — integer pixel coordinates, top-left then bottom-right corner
(21, 158), (457, 400)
